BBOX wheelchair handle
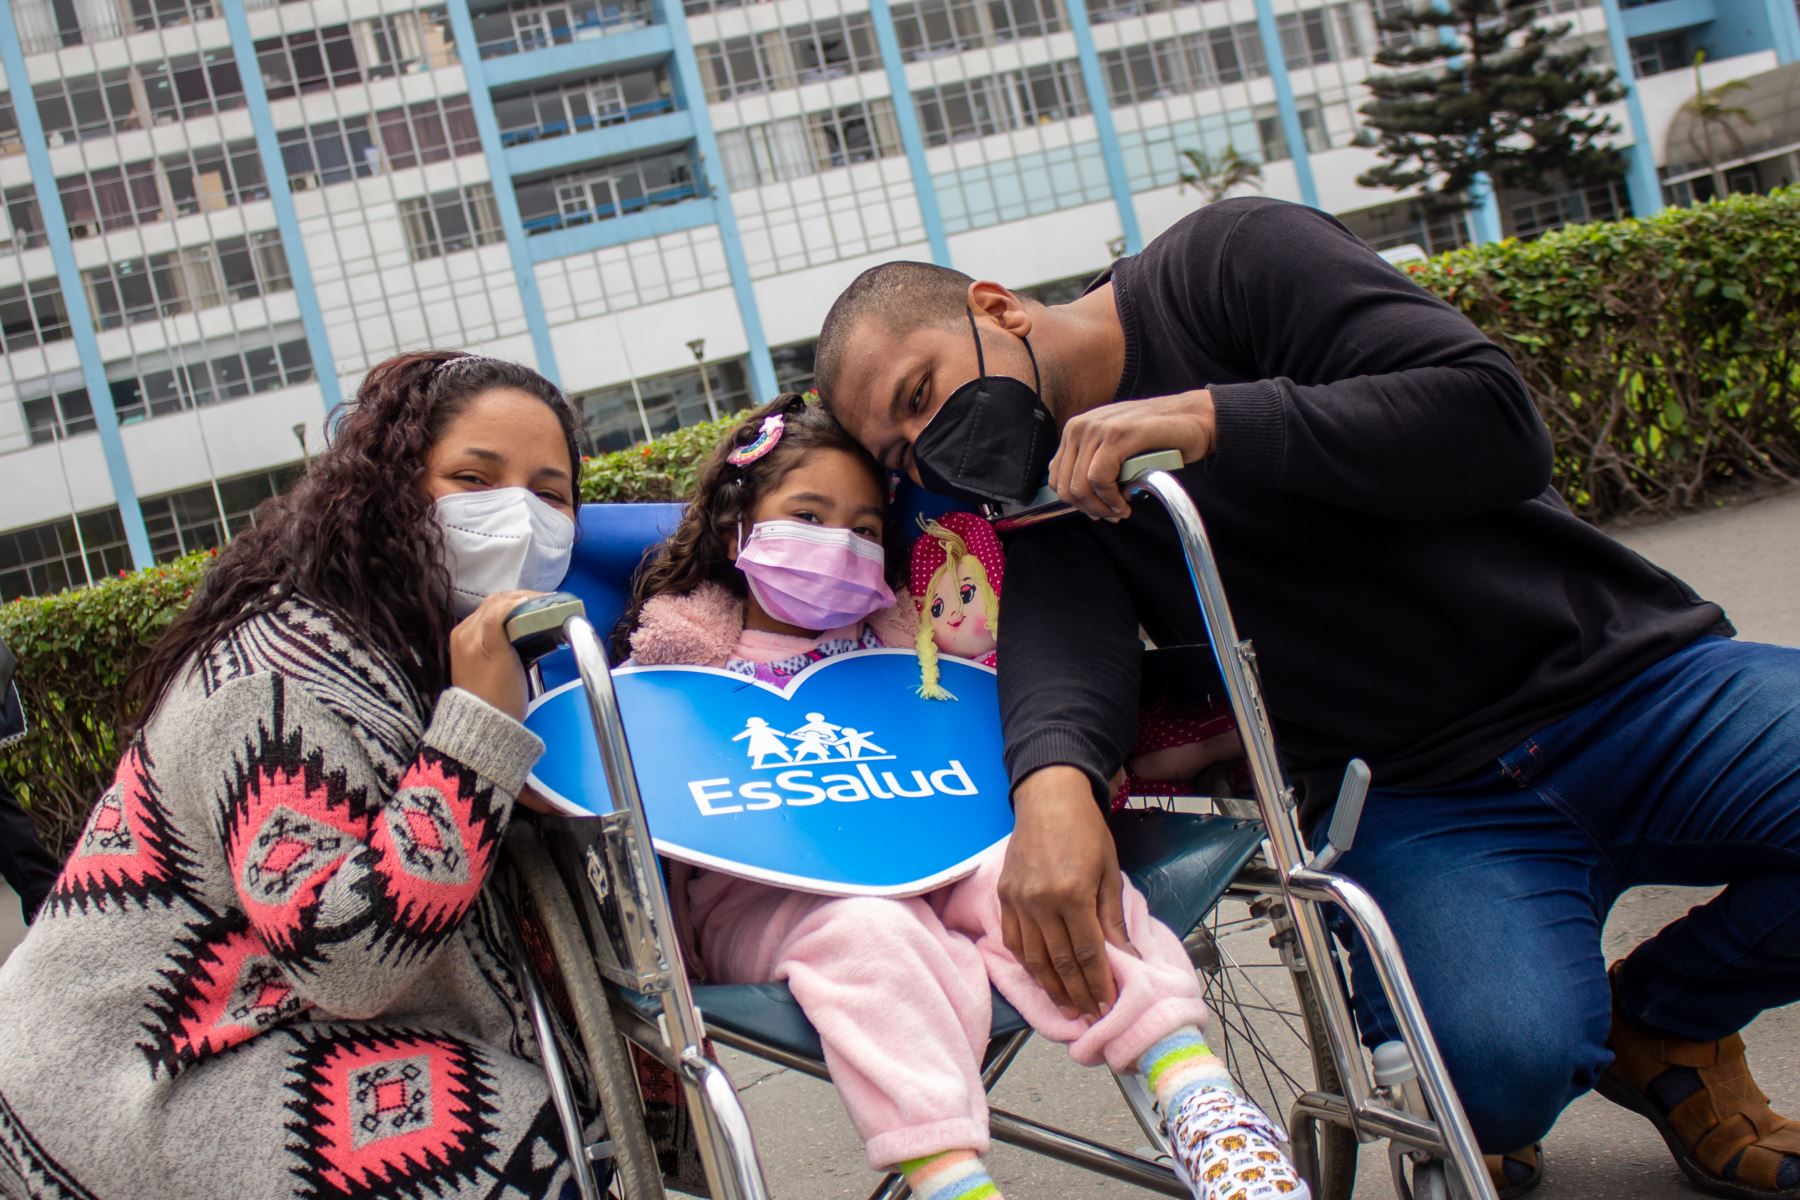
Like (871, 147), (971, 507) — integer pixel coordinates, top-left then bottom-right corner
(990, 448), (1186, 532)
(504, 592), (587, 665)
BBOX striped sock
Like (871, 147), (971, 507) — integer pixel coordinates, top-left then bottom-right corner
(1138, 1026), (1235, 1114)
(898, 1149), (1002, 1200)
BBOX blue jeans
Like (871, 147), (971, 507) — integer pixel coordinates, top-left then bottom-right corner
(1324, 636), (1800, 1153)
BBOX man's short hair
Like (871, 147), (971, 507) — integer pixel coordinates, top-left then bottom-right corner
(815, 261), (975, 406)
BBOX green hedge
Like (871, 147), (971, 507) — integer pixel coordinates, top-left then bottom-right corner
(1404, 189), (1800, 521)
(4, 191), (1798, 856)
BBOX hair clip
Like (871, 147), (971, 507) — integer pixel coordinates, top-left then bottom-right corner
(728, 414), (785, 466)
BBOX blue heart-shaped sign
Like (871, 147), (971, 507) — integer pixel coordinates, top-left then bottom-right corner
(525, 650), (1014, 896)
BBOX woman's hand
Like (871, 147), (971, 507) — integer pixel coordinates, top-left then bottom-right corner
(449, 589), (542, 721)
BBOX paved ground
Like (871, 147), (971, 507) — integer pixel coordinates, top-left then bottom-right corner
(3, 487), (1797, 1198)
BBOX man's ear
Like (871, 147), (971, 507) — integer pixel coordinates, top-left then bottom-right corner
(967, 280), (1032, 338)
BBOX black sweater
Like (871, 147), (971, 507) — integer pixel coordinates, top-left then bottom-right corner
(998, 199), (1730, 827)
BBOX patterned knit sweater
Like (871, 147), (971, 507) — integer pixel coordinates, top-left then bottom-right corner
(0, 601), (575, 1200)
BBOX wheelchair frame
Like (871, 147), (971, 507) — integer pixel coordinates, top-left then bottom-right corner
(503, 465), (1500, 1200)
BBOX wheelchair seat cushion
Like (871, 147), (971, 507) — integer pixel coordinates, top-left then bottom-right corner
(625, 811), (1265, 1063)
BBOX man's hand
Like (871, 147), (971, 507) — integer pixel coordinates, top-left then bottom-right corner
(1049, 389), (1215, 520)
(999, 766), (1136, 1020)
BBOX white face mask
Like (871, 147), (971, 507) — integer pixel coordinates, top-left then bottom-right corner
(434, 487), (577, 618)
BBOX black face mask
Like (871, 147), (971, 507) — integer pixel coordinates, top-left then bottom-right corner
(913, 311), (1057, 510)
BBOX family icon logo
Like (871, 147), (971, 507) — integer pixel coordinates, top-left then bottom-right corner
(523, 650), (1014, 896)
(731, 713), (892, 769)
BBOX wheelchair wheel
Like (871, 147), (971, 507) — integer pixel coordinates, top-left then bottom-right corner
(1190, 891), (1357, 1200)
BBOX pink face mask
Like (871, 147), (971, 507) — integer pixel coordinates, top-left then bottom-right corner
(736, 519), (895, 632)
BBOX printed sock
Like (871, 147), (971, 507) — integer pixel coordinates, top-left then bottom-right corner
(1140, 1029), (1311, 1200)
(899, 1149), (1002, 1200)
(1139, 1027), (1237, 1114)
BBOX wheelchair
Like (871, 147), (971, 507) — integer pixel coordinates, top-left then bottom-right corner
(495, 458), (1499, 1200)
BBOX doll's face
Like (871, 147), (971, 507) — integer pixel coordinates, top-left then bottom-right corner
(927, 566), (995, 659)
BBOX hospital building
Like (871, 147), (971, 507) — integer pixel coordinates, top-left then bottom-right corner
(1, 0), (1797, 598)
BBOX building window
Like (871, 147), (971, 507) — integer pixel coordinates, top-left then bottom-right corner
(59, 162), (164, 236)
(281, 99), (479, 189)
(1085, 0), (1190, 24)
(0, 279), (73, 352)
(140, 465), (301, 563)
(494, 68), (676, 146)
(1256, 101), (1329, 162)
(516, 152), (703, 235)
(696, 15), (881, 100)
(1208, 23), (1271, 84)
(1104, 31), (1223, 107)
(1278, 9), (1339, 68)
(914, 61), (1090, 146)
(473, 0), (657, 59)
(891, 0), (1064, 58)
(374, 96), (482, 170)
(572, 358), (751, 451)
(127, 0), (218, 35)
(0, 510), (132, 602)
(718, 100), (904, 188)
(109, 330), (315, 424)
(164, 140), (269, 217)
(771, 340), (817, 394)
(11, 0), (126, 54)
(256, 10), (455, 100)
(0, 94), (19, 155)
(1507, 180), (1629, 240)
(83, 232), (291, 331)
(3, 188), (47, 251)
(32, 51), (245, 148)
(399, 185), (505, 260)
(1629, 31), (1690, 77)
(19, 383), (97, 446)
(142, 51), (245, 125)
(33, 70), (137, 143)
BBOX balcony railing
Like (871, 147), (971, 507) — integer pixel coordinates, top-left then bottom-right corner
(476, 2), (658, 59)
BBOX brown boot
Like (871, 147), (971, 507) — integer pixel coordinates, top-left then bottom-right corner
(1597, 965), (1800, 1198)
(1483, 1143), (1543, 1198)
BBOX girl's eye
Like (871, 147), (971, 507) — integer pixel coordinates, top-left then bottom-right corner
(909, 378), (927, 414)
(929, 597), (944, 618)
(853, 525), (880, 540)
(793, 509), (820, 523)
(960, 583), (977, 604)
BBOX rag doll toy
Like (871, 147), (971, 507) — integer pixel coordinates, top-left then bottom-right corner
(908, 513), (1243, 808)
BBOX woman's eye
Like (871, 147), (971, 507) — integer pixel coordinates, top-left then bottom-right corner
(929, 598), (944, 618)
(909, 379), (926, 414)
(793, 510), (820, 523)
(454, 474), (485, 485)
(537, 491), (568, 506)
(960, 583), (977, 603)
(854, 525), (880, 540)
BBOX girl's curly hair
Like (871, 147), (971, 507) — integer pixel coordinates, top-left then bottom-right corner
(612, 393), (903, 656)
(125, 350), (582, 728)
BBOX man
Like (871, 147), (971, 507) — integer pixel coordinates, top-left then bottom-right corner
(815, 198), (1800, 1198)
(0, 636), (59, 925)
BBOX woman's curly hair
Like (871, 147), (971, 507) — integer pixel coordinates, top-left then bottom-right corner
(125, 350), (582, 727)
(612, 393), (903, 656)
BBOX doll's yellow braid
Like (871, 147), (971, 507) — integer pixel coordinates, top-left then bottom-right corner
(914, 519), (1000, 701)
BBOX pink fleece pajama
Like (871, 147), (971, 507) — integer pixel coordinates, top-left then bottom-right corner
(686, 846), (1211, 1167)
(628, 588), (1214, 1170)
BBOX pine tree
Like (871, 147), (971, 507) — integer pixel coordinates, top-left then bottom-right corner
(1357, 0), (1626, 214)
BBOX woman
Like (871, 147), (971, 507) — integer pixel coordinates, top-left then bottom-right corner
(0, 351), (586, 1200)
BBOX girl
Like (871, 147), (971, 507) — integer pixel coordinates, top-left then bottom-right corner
(617, 393), (1309, 1200)
(0, 352), (589, 1200)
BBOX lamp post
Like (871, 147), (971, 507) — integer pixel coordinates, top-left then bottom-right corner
(292, 422), (309, 469)
(687, 337), (719, 421)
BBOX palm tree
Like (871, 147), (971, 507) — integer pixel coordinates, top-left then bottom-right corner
(1680, 50), (1754, 200)
(1178, 146), (1263, 206)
